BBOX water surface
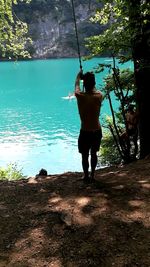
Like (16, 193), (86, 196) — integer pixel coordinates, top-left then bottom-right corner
(0, 58), (133, 176)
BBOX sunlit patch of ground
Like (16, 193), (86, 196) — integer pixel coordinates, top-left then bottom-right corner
(0, 158), (149, 267)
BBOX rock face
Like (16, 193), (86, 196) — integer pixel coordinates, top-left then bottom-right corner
(15, 0), (103, 59)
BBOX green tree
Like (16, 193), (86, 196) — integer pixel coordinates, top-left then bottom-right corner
(0, 0), (31, 59)
(99, 60), (138, 164)
(86, 0), (150, 159)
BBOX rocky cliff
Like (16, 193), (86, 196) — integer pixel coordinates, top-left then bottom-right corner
(15, 0), (103, 59)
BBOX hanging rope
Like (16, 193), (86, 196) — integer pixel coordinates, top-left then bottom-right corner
(71, 0), (83, 71)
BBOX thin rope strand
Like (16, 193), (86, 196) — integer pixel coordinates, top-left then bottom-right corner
(71, 0), (82, 70)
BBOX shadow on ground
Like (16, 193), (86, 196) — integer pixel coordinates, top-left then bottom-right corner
(0, 158), (150, 267)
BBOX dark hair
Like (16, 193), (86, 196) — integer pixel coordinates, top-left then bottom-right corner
(83, 72), (95, 92)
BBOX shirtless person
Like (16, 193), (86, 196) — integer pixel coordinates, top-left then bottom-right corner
(121, 104), (139, 158)
(75, 71), (103, 182)
(126, 105), (139, 157)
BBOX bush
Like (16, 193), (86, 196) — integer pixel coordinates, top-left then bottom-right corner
(99, 132), (121, 166)
(0, 163), (24, 181)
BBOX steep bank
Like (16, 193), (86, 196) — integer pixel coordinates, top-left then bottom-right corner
(0, 157), (149, 266)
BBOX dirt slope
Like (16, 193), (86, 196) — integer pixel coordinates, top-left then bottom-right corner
(0, 158), (150, 267)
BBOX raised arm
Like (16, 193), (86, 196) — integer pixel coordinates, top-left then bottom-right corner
(98, 90), (103, 102)
(74, 71), (82, 95)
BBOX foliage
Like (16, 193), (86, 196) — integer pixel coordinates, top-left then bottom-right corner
(86, 0), (150, 161)
(99, 130), (121, 166)
(0, 163), (24, 181)
(96, 57), (138, 164)
(0, 0), (32, 59)
(86, 0), (150, 62)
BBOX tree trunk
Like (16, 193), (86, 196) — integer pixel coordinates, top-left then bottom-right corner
(136, 61), (150, 158)
(129, 0), (150, 158)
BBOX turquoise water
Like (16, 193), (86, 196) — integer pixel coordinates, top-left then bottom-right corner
(0, 58), (133, 176)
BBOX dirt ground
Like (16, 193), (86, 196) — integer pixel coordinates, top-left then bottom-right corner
(0, 157), (150, 267)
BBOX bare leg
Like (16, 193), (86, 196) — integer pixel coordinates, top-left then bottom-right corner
(81, 152), (89, 179)
(91, 150), (97, 179)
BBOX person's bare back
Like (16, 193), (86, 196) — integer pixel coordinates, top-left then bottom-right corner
(75, 90), (102, 131)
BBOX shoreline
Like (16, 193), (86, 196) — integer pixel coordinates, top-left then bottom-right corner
(0, 55), (108, 63)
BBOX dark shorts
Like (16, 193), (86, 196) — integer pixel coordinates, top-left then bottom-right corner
(78, 129), (102, 154)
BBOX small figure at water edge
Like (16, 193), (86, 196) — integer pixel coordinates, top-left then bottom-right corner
(74, 70), (103, 183)
(36, 168), (48, 177)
